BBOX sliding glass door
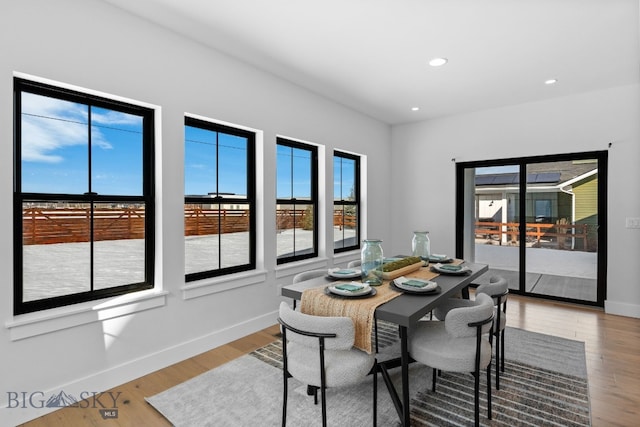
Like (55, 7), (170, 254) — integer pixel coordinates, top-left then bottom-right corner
(456, 152), (607, 306)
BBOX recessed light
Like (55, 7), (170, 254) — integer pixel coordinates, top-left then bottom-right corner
(411, 107), (420, 111)
(545, 79), (558, 85)
(429, 57), (448, 67)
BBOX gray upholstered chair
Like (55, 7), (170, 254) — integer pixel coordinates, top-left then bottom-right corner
(278, 302), (377, 427)
(347, 259), (361, 268)
(409, 293), (495, 427)
(476, 276), (508, 389)
(290, 268), (381, 352)
(291, 269), (327, 309)
(292, 269), (328, 283)
(433, 275), (509, 389)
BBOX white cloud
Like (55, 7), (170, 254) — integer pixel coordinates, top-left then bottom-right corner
(21, 92), (139, 162)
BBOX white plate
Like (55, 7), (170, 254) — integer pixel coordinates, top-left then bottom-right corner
(328, 268), (362, 279)
(394, 276), (438, 292)
(432, 263), (471, 275)
(328, 282), (371, 296)
(428, 254), (453, 263)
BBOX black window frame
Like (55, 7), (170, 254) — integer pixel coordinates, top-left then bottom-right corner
(13, 77), (155, 315)
(276, 137), (319, 264)
(184, 116), (257, 281)
(455, 150), (608, 307)
(333, 150), (361, 253)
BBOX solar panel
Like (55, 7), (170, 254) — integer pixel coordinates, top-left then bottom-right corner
(491, 174), (517, 185)
(475, 175), (495, 185)
(534, 172), (561, 183)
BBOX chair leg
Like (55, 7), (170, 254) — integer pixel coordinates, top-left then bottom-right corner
(282, 376), (288, 427)
(374, 317), (379, 353)
(495, 331), (501, 390)
(501, 328), (506, 373)
(373, 363), (377, 427)
(307, 385), (318, 404)
(487, 361), (493, 420)
(320, 386), (327, 427)
(473, 370), (481, 427)
(432, 367), (437, 392)
(282, 329), (288, 427)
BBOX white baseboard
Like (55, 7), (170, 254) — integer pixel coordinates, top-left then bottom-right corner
(2, 310), (278, 425)
(605, 300), (640, 319)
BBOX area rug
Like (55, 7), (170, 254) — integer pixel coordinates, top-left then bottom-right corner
(146, 326), (590, 426)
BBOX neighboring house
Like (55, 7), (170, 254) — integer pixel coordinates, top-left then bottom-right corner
(475, 160), (598, 251)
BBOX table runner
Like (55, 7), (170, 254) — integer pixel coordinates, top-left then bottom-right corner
(299, 261), (464, 353)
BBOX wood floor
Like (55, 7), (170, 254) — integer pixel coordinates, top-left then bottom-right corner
(20, 295), (640, 427)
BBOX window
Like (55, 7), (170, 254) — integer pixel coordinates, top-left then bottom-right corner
(13, 78), (155, 314)
(184, 117), (256, 280)
(276, 138), (318, 263)
(534, 199), (552, 222)
(333, 151), (360, 252)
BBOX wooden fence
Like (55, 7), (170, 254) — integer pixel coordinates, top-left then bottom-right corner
(21, 207), (356, 245)
(185, 207), (250, 236)
(475, 221), (591, 250)
(22, 207), (146, 245)
(333, 211), (357, 230)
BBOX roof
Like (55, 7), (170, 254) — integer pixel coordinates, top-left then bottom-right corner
(476, 161), (597, 187)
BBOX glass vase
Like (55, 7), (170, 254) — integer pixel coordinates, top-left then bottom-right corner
(412, 231), (431, 265)
(361, 239), (383, 286)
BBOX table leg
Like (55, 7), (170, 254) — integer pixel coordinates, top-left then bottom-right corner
(400, 325), (410, 426)
(461, 285), (470, 299)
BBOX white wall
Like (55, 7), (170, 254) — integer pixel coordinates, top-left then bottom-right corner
(0, 0), (391, 423)
(390, 84), (640, 318)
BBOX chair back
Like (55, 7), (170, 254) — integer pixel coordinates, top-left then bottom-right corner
(476, 276), (508, 331)
(445, 293), (495, 338)
(476, 276), (509, 305)
(278, 302), (355, 351)
(347, 259), (362, 268)
(292, 269), (327, 284)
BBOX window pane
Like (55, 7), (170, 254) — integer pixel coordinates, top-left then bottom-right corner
(21, 201), (91, 302)
(292, 147), (312, 198)
(333, 205), (358, 249)
(220, 203), (251, 267)
(184, 202), (252, 274)
(342, 158), (356, 200)
(185, 125), (217, 196)
(334, 156), (356, 201)
(185, 203), (221, 275)
(333, 156), (341, 200)
(218, 133), (248, 197)
(93, 203), (146, 289)
(276, 144), (293, 199)
(91, 107), (144, 196)
(21, 92), (88, 194)
(277, 203), (314, 259)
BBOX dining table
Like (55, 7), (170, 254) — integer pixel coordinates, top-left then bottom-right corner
(280, 260), (489, 427)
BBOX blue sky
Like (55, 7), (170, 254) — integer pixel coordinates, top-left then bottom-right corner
(22, 92), (357, 198)
(21, 92), (143, 196)
(185, 125), (248, 197)
(476, 165), (519, 175)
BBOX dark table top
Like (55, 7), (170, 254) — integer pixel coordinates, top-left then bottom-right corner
(281, 261), (488, 329)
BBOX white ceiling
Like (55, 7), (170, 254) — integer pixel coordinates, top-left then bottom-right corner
(102, 0), (639, 124)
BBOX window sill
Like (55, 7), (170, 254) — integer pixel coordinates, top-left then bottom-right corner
(274, 257), (329, 279)
(181, 269), (268, 300)
(5, 290), (168, 341)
